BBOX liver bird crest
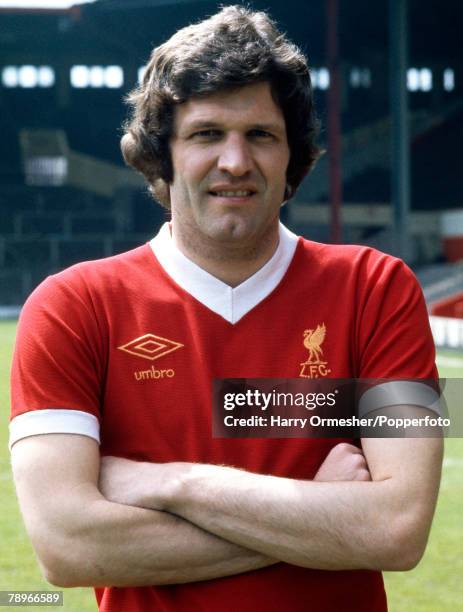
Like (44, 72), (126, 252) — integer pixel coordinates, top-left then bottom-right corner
(302, 323), (326, 364)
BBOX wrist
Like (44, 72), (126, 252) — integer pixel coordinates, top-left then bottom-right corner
(143, 461), (194, 512)
(163, 462), (223, 514)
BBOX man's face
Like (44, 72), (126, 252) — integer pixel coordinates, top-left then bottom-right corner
(169, 81), (290, 252)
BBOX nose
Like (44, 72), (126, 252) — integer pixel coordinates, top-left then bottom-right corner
(217, 133), (253, 176)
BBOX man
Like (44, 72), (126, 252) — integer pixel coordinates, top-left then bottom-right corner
(10, 6), (442, 612)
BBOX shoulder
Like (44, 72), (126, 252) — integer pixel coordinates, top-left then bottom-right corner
(18, 244), (155, 332)
(298, 236), (399, 267)
(53, 243), (152, 288)
(296, 236), (417, 286)
(25, 243), (153, 307)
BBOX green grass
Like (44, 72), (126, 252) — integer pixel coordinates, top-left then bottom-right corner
(383, 437), (463, 611)
(1, 321), (462, 611)
(383, 349), (463, 611)
(0, 321), (95, 611)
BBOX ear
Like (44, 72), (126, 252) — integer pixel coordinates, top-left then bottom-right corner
(283, 183), (293, 202)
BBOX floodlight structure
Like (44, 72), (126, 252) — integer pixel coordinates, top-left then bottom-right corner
(390, 0), (411, 261)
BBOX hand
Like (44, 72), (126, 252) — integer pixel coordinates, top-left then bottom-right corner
(314, 443), (371, 482)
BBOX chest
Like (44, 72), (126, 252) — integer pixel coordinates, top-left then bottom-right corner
(97, 292), (356, 470)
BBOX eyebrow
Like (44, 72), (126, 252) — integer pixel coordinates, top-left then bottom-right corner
(181, 120), (285, 134)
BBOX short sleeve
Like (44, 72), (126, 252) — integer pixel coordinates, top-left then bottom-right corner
(9, 270), (105, 448)
(356, 253), (437, 380)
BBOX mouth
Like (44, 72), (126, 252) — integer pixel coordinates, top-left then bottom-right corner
(208, 189), (256, 200)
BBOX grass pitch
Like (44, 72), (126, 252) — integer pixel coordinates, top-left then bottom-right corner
(1, 321), (97, 611)
(1, 320), (462, 611)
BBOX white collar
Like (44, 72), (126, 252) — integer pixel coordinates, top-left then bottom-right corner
(149, 222), (299, 324)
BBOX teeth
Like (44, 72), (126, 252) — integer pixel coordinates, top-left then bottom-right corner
(213, 190), (252, 197)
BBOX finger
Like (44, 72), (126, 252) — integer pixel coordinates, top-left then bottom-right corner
(337, 443), (363, 455)
(357, 469), (372, 481)
(348, 445), (364, 455)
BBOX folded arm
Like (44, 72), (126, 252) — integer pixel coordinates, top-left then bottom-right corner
(11, 434), (276, 588)
(101, 435), (443, 572)
(12, 433), (370, 588)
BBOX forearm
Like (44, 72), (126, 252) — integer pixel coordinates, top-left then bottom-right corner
(11, 435), (275, 589)
(162, 464), (396, 570)
(140, 438), (442, 572)
(45, 491), (275, 587)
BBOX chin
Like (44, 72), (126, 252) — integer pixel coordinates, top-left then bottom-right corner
(206, 218), (257, 243)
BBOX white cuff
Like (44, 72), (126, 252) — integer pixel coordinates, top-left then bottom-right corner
(9, 409), (100, 450)
(358, 381), (442, 417)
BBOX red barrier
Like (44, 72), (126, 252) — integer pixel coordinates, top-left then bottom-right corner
(431, 292), (463, 319)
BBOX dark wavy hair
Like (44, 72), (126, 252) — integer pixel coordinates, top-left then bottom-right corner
(121, 5), (321, 208)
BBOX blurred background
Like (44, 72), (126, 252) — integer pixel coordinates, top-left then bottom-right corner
(0, 2), (462, 610)
(0, 0), (462, 333)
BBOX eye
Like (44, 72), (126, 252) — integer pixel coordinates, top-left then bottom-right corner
(248, 129), (274, 140)
(191, 129), (222, 139)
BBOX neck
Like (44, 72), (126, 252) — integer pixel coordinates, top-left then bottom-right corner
(170, 222), (280, 287)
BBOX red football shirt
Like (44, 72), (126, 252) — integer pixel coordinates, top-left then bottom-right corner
(10, 224), (436, 611)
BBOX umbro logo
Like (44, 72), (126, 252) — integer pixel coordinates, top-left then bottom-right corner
(117, 333), (184, 362)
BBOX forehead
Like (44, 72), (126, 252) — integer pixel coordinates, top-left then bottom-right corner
(173, 81), (286, 132)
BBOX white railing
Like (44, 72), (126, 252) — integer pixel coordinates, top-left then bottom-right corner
(0, 306), (21, 319)
(430, 315), (463, 349)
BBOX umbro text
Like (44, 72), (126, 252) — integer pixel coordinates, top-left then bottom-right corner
(134, 366), (175, 381)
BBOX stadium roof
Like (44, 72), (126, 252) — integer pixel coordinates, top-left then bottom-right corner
(0, 0), (96, 7)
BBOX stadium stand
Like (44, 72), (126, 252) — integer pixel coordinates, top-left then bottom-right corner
(0, 0), (461, 320)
